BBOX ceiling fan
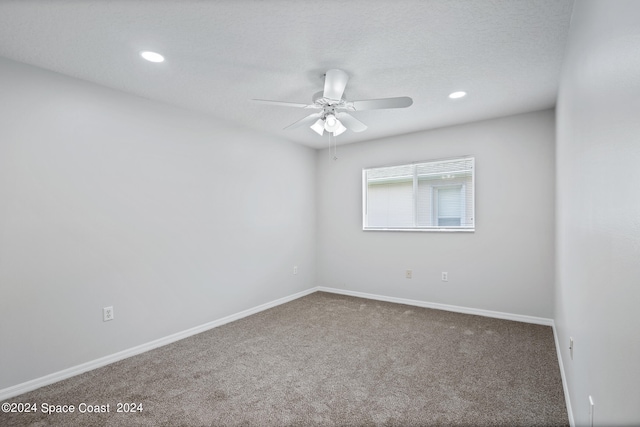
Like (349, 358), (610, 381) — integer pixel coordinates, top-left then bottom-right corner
(252, 69), (413, 136)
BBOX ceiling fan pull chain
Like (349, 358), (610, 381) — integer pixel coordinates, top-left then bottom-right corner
(332, 133), (338, 161)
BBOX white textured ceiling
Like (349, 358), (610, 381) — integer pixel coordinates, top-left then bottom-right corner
(0, 0), (573, 149)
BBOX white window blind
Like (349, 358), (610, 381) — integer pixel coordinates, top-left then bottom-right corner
(363, 157), (474, 231)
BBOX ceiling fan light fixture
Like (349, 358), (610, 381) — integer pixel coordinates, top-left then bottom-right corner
(324, 114), (342, 132)
(332, 122), (347, 136)
(310, 119), (325, 135)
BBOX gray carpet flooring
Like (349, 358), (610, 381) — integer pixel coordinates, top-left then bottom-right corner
(1, 292), (569, 426)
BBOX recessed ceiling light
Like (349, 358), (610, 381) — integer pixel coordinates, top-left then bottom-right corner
(449, 91), (467, 99)
(140, 51), (165, 63)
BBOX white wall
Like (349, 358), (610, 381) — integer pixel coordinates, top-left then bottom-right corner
(317, 110), (556, 318)
(555, 1), (640, 425)
(0, 57), (316, 390)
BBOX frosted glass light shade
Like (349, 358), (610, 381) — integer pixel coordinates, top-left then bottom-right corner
(310, 119), (325, 135)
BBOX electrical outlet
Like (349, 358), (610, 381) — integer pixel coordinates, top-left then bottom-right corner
(406, 270), (412, 279)
(569, 337), (574, 360)
(103, 306), (114, 322)
(589, 395), (594, 427)
(441, 272), (448, 282)
(293, 266), (298, 275)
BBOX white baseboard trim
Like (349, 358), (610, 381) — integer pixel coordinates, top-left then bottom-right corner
(316, 286), (554, 326)
(0, 287), (316, 401)
(552, 323), (575, 427)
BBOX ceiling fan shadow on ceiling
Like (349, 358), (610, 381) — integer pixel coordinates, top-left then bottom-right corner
(252, 69), (413, 137)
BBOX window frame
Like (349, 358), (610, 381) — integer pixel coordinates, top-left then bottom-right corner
(362, 156), (475, 232)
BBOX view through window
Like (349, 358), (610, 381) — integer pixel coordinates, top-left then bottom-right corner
(363, 157), (474, 231)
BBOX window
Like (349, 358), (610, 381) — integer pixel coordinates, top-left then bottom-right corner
(363, 156), (474, 231)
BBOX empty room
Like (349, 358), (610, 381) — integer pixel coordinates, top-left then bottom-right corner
(1, 1), (639, 426)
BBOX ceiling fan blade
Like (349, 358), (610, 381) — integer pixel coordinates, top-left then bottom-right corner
(323, 69), (349, 101)
(252, 99), (316, 109)
(283, 113), (322, 130)
(338, 113), (368, 133)
(350, 97), (413, 111)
